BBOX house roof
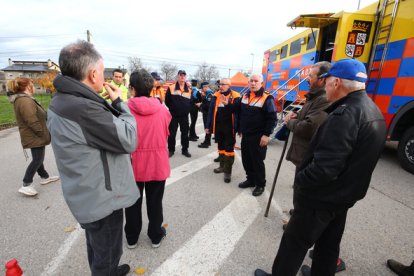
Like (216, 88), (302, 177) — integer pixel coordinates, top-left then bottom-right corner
(2, 64), (53, 72)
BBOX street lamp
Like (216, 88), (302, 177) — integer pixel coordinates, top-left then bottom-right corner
(250, 53), (254, 74)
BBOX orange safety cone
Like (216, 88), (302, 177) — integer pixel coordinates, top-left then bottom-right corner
(5, 259), (24, 276)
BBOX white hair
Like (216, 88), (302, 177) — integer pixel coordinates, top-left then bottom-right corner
(341, 78), (366, 91)
(221, 78), (231, 85)
(250, 72), (263, 82)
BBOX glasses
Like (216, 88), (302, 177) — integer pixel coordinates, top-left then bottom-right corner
(219, 83), (230, 86)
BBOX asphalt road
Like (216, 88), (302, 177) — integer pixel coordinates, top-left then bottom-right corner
(1, 119), (413, 276)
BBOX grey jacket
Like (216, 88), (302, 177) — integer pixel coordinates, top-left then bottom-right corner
(47, 75), (139, 224)
(286, 85), (331, 167)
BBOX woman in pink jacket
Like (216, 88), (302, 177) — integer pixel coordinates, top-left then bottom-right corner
(124, 69), (171, 249)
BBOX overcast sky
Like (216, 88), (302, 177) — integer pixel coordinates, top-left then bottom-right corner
(0, 0), (376, 79)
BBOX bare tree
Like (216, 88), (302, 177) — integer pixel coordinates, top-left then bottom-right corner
(239, 69), (251, 78)
(128, 57), (153, 73)
(193, 61), (220, 82)
(159, 61), (178, 81)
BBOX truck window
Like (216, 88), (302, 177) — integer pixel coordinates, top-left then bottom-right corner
(290, 38), (302, 56)
(306, 30), (318, 50)
(280, 44), (288, 59)
(269, 50), (277, 63)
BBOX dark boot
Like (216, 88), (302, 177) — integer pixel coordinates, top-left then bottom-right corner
(214, 155), (220, 162)
(222, 155), (234, 183)
(387, 259), (414, 276)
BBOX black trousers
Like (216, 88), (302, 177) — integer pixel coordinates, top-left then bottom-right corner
(215, 119), (235, 155)
(241, 134), (267, 187)
(168, 115), (189, 152)
(189, 108), (198, 137)
(201, 111), (211, 144)
(23, 147), (49, 185)
(124, 180), (166, 245)
(80, 209), (123, 276)
(272, 202), (348, 276)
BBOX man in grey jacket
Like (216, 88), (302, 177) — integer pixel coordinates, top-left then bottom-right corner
(47, 40), (139, 276)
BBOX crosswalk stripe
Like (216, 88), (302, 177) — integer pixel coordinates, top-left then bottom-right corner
(152, 189), (261, 275)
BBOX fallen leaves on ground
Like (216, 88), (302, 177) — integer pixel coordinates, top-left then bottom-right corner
(134, 268), (145, 274)
(282, 220), (288, 224)
(282, 210), (287, 213)
(182, 170), (187, 172)
(45, 206), (50, 210)
(163, 224), (168, 228)
(64, 227), (76, 232)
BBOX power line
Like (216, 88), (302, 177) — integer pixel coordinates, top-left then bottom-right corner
(0, 33), (85, 39)
(0, 49), (61, 54)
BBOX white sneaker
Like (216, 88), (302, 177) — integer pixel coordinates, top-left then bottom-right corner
(18, 185), (38, 196)
(127, 243), (137, 249)
(41, 175), (60, 185)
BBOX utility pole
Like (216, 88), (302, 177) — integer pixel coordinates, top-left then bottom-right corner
(228, 69), (231, 78)
(251, 53), (254, 74)
(87, 30), (91, 42)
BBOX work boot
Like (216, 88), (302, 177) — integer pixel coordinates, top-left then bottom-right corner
(214, 155), (220, 162)
(189, 136), (198, 142)
(254, 269), (272, 276)
(224, 172), (231, 183)
(169, 151), (174, 158)
(387, 259), (414, 276)
(238, 180), (255, 188)
(214, 167), (224, 173)
(301, 265), (311, 276)
(182, 151), (191, 157)
(198, 142), (210, 148)
(117, 264), (131, 276)
(252, 186), (264, 196)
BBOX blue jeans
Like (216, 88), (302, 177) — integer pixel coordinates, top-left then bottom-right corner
(23, 147), (49, 186)
(80, 209), (123, 276)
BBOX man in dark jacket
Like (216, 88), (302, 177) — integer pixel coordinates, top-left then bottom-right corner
(165, 70), (193, 158)
(254, 59), (387, 276)
(189, 79), (201, 141)
(47, 40), (138, 276)
(222, 73), (277, 196)
(197, 81), (214, 148)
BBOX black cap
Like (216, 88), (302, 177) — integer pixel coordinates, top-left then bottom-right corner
(178, 70), (186, 75)
(191, 79), (198, 86)
(200, 81), (209, 88)
(215, 80), (220, 85)
(151, 72), (162, 80)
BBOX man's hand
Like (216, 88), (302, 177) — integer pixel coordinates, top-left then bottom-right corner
(284, 112), (298, 124)
(195, 103), (201, 108)
(260, 135), (269, 147)
(220, 94), (228, 105)
(205, 129), (210, 134)
(103, 82), (123, 102)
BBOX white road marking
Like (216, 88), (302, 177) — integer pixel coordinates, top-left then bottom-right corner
(42, 151), (217, 275)
(152, 189), (261, 275)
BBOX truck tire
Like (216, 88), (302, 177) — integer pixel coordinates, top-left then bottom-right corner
(398, 126), (414, 174)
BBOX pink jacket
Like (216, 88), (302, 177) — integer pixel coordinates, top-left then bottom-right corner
(127, 96), (171, 182)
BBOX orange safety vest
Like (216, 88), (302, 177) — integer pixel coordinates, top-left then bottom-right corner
(212, 90), (241, 135)
(150, 85), (165, 103)
(241, 91), (271, 108)
(169, 83), (192, 99)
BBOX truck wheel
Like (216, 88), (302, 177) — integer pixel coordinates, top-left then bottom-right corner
(398, 126), (414, 174)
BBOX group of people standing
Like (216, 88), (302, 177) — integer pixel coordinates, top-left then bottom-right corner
(6, 38), (411, 276)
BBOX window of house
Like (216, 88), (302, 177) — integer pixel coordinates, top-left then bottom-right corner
(290, 38), (302, 56)
(280, 44), (288, 59)
(307, 30), (318, 50)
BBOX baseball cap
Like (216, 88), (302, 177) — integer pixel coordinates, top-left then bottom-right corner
(151, 72), (162, 80)
(319, 59), (367, 82)
(200, 81), (209, 88)
(178, 70), (186, 75)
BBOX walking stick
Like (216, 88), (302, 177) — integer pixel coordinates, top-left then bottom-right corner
(264, 131), (290, 217)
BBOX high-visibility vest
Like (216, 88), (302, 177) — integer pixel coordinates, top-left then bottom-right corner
(212, 90), (241, 135)
(150, 86), (165, 103)
(241, 91), (271, 108)
(169, 83), (191, 99)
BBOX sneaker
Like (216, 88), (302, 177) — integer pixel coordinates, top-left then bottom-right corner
(254, 269), (272, 276)
(41, 175), (60, 185)
(117, 264), (130, 276)
(198, 143), (210, 148)
(214, 167), (224, 173)
(18, 185), (38, 196)
(387, 259), (414, 276)
(182, 151), (191, 158)
(252, 186), (264, 196)
(214, 156), (220, 162)
(169, 151), (174, 158)
(127, 243), (137, 249)
(301, 264), (311, 276)
(238, 180), (255, 188)
(152, 227), (166, 248)
(224, 172), (231, 183)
